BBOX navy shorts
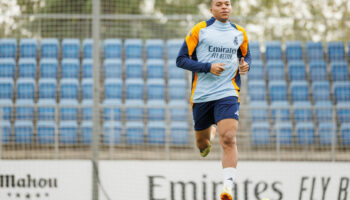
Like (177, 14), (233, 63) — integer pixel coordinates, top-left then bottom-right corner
(192, 96), (240, 131)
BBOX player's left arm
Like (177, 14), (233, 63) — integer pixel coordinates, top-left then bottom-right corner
(236, 25), (251, 75)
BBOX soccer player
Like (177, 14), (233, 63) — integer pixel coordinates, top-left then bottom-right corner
(176, 0), (251, 199)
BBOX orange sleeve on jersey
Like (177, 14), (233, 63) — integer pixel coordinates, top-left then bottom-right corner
(185, 21), (207, 57)
(235, 24), (249, 57)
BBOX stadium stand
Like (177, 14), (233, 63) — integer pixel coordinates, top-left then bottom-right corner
(265, 41), (282, 61)
(0, 58), (15, 78)
(309, 61), (327, 81)
(37, 122), (55, 144)
(251, 122), (270, 145)
(41, 38), (59, 58)
(62, 38), (80, 59)
(125, 39), (142, 59)
(104, 59), (122, 79)
(166, 39), (182, 59)
(104, 39), (122, 59)
(267, 60), (284, 80)
(249, 41), (261, 60)
(103, 121), (123, 145)
(331, 61), (349, 81)
(327, 41), (345, 61)
(0, 38), (16, 58)
(83, 39), (93, 58)
(18, 58), (36, 78)
(146, 39), (164, 59)
(288, 60), (306, 81)
(285, 41), (303, 61)
(306, 41), (324, 61)
(20, 39), (37, 58)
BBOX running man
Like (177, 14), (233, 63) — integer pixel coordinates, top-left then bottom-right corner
(176, 0), (251, 199)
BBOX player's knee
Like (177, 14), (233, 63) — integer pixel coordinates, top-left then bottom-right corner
(196, 138), (209, 150)
(221, 131), (236, 147)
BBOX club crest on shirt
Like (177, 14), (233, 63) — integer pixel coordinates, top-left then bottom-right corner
(234, 37), (238, 46)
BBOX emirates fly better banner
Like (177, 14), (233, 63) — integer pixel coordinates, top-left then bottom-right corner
(99, 161), (350, 200)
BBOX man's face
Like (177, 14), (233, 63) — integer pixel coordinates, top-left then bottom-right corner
(210, 0), (232, 22)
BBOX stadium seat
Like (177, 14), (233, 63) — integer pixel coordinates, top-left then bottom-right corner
(269, 81), (287, 102)
(0, 121), (11, 143)
(125, 59), (143, 79)
(125, 39), (142, 59)
(0, 58), (15, 78)
(103, 79), (122, 105)
(148, 121), (166, 145)
(62, 38), (80, 59)
(126, 79), (144, 121)
(249, 41), (261, 60)
(170, 122), (189, 145)
(296, 122), (315, 145)
(147, 79), (165, 121)
(167, 59), (185, 80)
(146, 39), (164, 59)
(318, 123), (336, 146)
(83, 39), (93, 58)
(126, 121), (144, 145)
(306, 42), (324, 61)
(37, 122), (55, 144)
(312, 81), (330, 102)
(169, 100), (188, 121)
(248, 81), (266, 101)
(59, 121), (78, 144)
(103, 108), (121, 121)
(327, 42), (345, 61)
(274, 122), (293, 145)
(20, 39), (38, 58)
(81, 121), (93, 144)
(288, 60), (306, 81)
(81, 79), (93, 120)
(168, 79), (187, 102)
(348, 42), (350, 61)
(0, 79), (14, 120)
(166, 39), (182, 59)
(290, 81), (309, 102)
(40, 58), (58, 78)
(126, 79), (144, 100)
(14, 121), (33, 144)
(37, 79), (56, 121)
(60, 79), (79, 121)
(104, 59), (122, 79)
(16, 78), (35, 120)
(41, 38), (59, 58)
(18, 58), (36, 78)
(251, 122), (270, 145)
(315, 101), (333, 123)
(331, 61), (348, 82)
(147, 59), (164, 79)
(270, 101), (290, 122)
(248, 60), (264, 81)
(104, 39), (122, 59)
(82, 59), (93, 78)
(103, 121), (123, 144)
(309, 61), (327, 81)
(292, 101), (312, 122)
(286, 41), (303, 61)
(0, 38), (16, 58)
(61, 59), (80, 78)
(1, 106), (12, 121)
(333, 82), (350, 103)
(336, 103), (350, 123)
(265, 41), (282, 61)
(266, 60), (284, 80)
(340, 123), (350, 146)
(125, 102), (144, 121)
(249, 101), (268, 122)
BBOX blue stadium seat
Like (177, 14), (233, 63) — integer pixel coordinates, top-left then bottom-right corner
(168, 79), (187, 102)
(333, 82), (350, 103)
(318, 123), (336, 146)
(40, 58), (58, 78)
(18, 58), (36, 78)
(168, 59), (185, 80)
(126, 121), (144, 145)
(103, 108), (121, 121)
(306, 42), (324, 61)
(14, 121), (33, 144)
(336, 103), (350, 123)
(125, 102), (144, 121)
(81, 79), (93, 120)
(37, 122), (55, 144)
(170, 122), (189, 145)
(265, 41), (282, 61)
(81, 121), (93, 144)
(61, 59), (80, 78)
(0, 58), (15, 78)
(148, 121), (166, 145)
(126, 79), (144, 101)
(331, 61), (348, 82)
(37, 79), (56, 121)
(60, 79), (79, 121)
(62, 38), (80, 59)
(249, 41), (261, 60)
(327, 42), (345, 61)
(270, 101), (290, 122)
(83, 39), (93, 58)
(60, 79), (78, 101)
(0, 121), (11, 144)
(166, 39), (182, 59)
(312, 81), (330, 102)
(290, 81), (309, 102)
(0, 78), (14, 103)
(126, 79), (144, 121)
(266, 60), (284, 80)
(274, 122), (293, 145)
(251, 122), (270, 145)
(41, 38), (59, 58)
(248, 60), (264, 81)
(169, 100), (188, 121)
(147, 59), (164, 79)
(309, 61), (327, 81)
(315, 101), (333, 122)
(341, 123), (350, 146)
(146, 39), (164, 59)
(104, 59), (122, 79)
(59, 121), (78, 144)
(147, 79), (165, 121)
(0, 106), (12, 121)
(125, 59), (143, 79)
(293, 101), (312, 122)
(104, 39), (122, 59)
(269, 81), (287, 102)
(20, 39), (38, 58)
(248, 81), (266, 101)
(82, 59), (93, 79)
(0, 38), (16, 58)
(103, 79), (122, 105)
(288, 60), (306, 81)
(296, 122), (315, 145)
(125, 39), (142, 59)
(286, 41), (303, 61)
(16, 78), (35, 120)
(250, 101), (269, 122)
(103, 121), (122, 144)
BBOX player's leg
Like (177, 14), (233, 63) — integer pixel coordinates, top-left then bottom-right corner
(217, 119), (238, 168)
(195, 125), (216, 157)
